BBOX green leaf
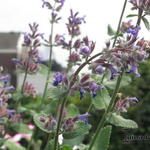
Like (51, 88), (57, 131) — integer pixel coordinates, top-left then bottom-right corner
(10, 123), (32, 134)
(38, 64), (48, 74)
(67, 104), (79, 118)
(60, 145), (72, 150)
(63, 135), (85, 147)
(126, 14), (138, 18)
(142, 17), (150, 30)
(106, 113), (138, 128)
(0, 138), (6, 147)
(44, 140), (54, 150)
(92, 88), (111, 110)
(107, 24), (116, 36)
(63, 121), (91, 139)
(4, 140), (26, 150)
(93, 125), (112, 150)
(48, 87), (66, 101)
(33, 113), (52, 133)
(104, 76), (131, 90)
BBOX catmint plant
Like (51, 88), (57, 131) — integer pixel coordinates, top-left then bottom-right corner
(1, 0), (150, 150)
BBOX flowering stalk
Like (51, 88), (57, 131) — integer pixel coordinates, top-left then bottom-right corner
(88, 70), (124, 150)
(88, 1), (145, 149)
(21, 67), (28, 94)
(42, 3), (56, 101)
(86, 0), (128, 114)
(42, 21), (54, 101)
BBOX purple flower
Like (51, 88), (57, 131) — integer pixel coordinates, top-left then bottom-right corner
(74, 113), (90, 124)
(108, 66), (119, 80)
(79, 88), (86, 99)
(42, 0), (52, 9)
(126, 26), (141, 36)
(126, 97), (138, 102)
(90, 82), (104, 98)
(0, 74), (11, 85)
(115, 97), (138, 112)
(127, 63), (140, 77)
(80, 46), (91, 55)
(4, 86), (15, 91)
(53, 72), (65, 86)
(94, 65), (104, 74)
(23, 33), (31, 46)
(59, 0), (65, 5)
(7, 109), (16, 118)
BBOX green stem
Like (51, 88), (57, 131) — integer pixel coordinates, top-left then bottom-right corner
(99, 0), (128, 85)
(112, 0), (128, 47)
(21, 68), (28, 94)
(136, 9), (143, 26)
(86, 103), (93, 113)
(53, 93), (68, 150)
(42, 21), (54, 101)
(44, 134), (52, 150)
(88, 71), (124, 150)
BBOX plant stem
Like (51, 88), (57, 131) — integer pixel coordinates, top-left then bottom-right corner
(136, 9), (143, 26)
(21, 68), (28, 94)
(88, 71), (124, 150)
(86, 103), (93, 113)
(86, 0), (127, 114)
(53, 93), (68, 150)
(112, 0), (128, 47)
(42, 21), (54, 101)
(44, 134), (52, 150)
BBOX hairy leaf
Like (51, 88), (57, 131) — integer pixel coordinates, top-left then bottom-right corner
(10, 123), (32, 134)
(142, 17), (150, 30)
(63, 121), (91, 139)
(126, 14), (138, 18)
(48, 87), (66, 101)
(107, 24), (116, 36)
(33, 113), (52, 133)
(4, 140), (26, 150)
(106, 113), (138, 128)
(67, 104), (79, 118)
(93, 125), (112, 150)
(92, 88), (111, 110)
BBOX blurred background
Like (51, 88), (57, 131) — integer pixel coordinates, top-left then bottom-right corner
(0, 0), (150, 149)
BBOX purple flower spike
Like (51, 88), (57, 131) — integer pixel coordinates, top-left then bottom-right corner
(90, 82), (104, 98)
(53, 72), (65, 86)
(74, 113), (90, 124)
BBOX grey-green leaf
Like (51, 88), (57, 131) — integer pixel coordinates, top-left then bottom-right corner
(142, 17), (150, 30)
(48, 87), (66, 101)
(92, 88), (111, 110)
(63, 121), (91, 139)
(106, 113), (138, 128)
(4, 140), (26, 150)
(67, 104), (79, 118)
(33, 113), (52, 133)
(93, 125), (112, 150)
(107, 24), (116, 36)
(10, 123), (32, 134)
(126, 14), (138, 18)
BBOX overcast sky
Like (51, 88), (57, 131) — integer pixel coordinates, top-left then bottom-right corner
(0, 0), (149, 66)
